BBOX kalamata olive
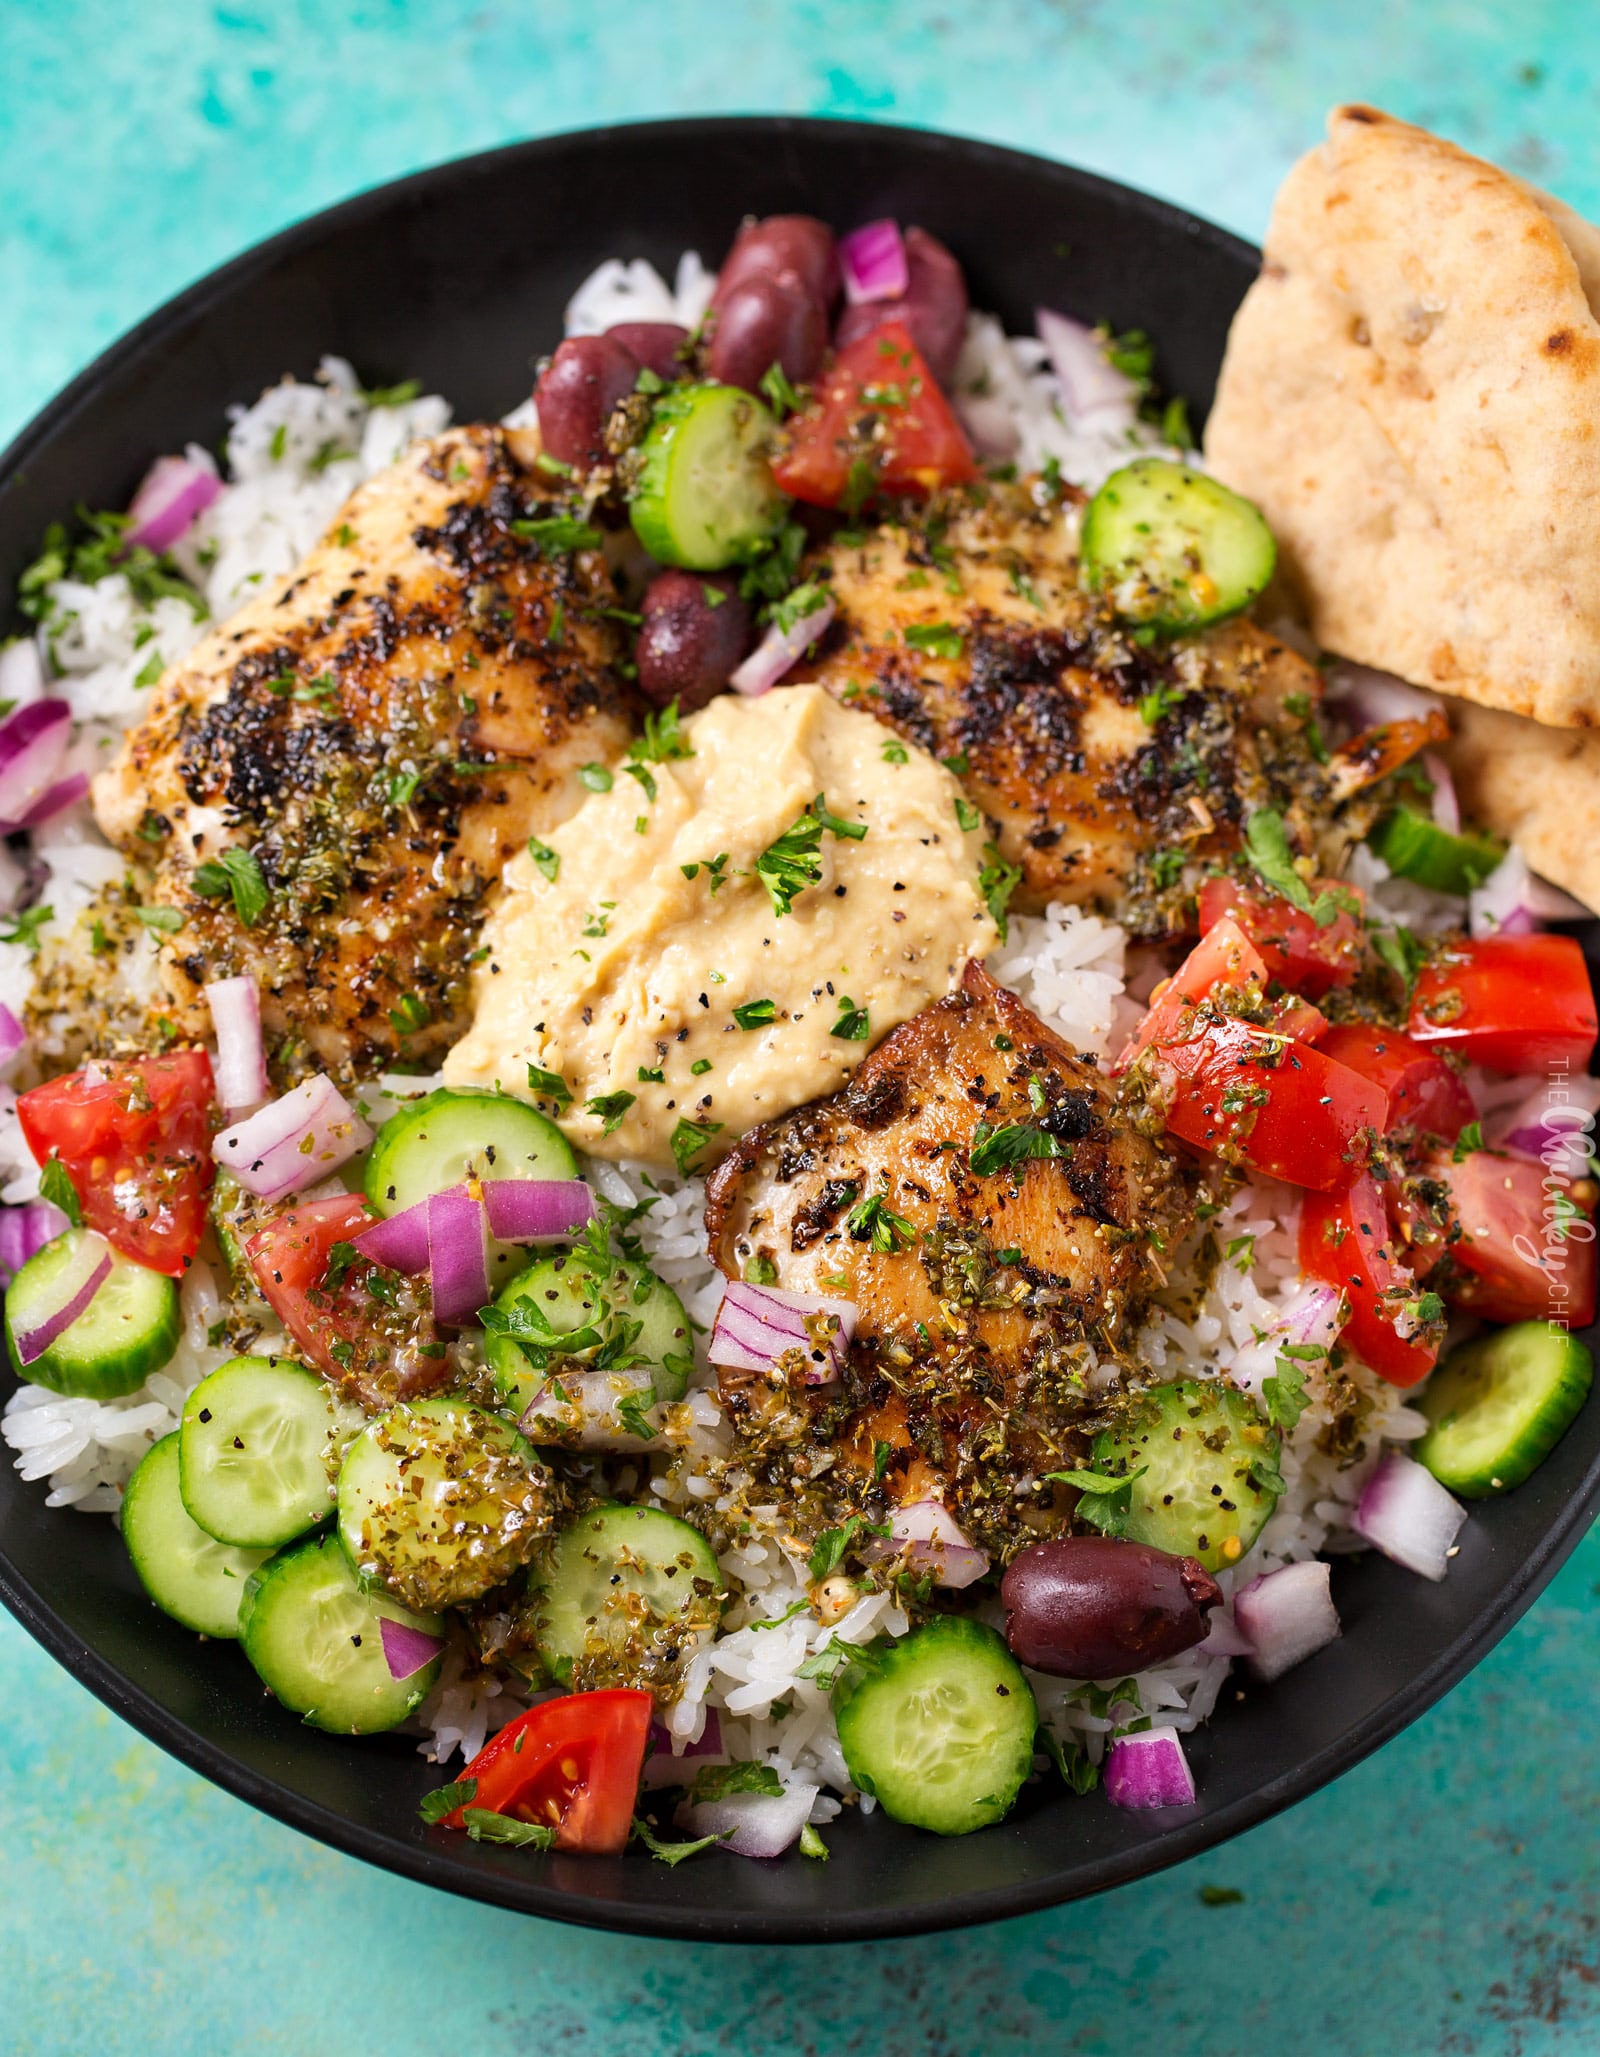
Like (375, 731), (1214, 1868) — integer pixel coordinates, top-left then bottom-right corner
(636, 571), (752, 710)
(834, 225), (970, 385)
(714, 214), (840, 310)
(707, 271), (828, 394)
(533, 333), (640, 470)
(604, 321), (690, 382)
(1000, 1536), (1222, 1679)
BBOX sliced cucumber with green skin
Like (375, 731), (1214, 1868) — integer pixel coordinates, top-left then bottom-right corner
(487, 1246), (693, 1421)
(122, 1434), (270, 1639)
(5, 1229), (179, 1399)
(364, 1086), (577, 1290)
(1091, 1380), (1281, 1572)
(1080, 457), (1276, 634)
(336, 1395), (554, 1613)
(180, 1355), (338, 1548)
(1418, 1322), (1593, 1497)
(1366, 806), (1506, 896)
(239, 1531), (443, 1734)
(629, 384), (788, 570)
(526, 1502), (724, 1693)
(833, 1617), (1037, 1837)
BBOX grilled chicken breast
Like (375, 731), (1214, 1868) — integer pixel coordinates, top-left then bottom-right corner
(793, 483), (1325, 935)
(70, 425), (633, 1078)
(703, 961), (1197, 1559)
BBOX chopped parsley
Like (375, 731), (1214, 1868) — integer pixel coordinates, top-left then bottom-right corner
(733, 997), (777, 1030)
(417, 1777), (476, 1825)
(134, 906), (184, 936)
(630, 699), (694, 766)
(585, 1090), (636, 1136)
(830, 996), (870, 1041)
(526, 1062), (572, 1106)
(881, 737), (909, 765)
(1043, 1463), (1147, 1536)
(1261, 1353), (1312, 1433)
(1452, 1120), (1484, 1162)
(670, 1117), (723, 1174)
(578, 763), (614, 793)
(1372, 925), (1427, 1005)
(388, 992), (430, 1035)
(19, 510), (206, 630)
(969, 1119), (1065, 1177)
(133, 650), (164, 690)
(771, 582), (831, 634)
(1139, 682), (1183, 726)
(1243, 810), (1357, 930)
(38, 1156), (82, 1227)
(191, 846), (270, 926)
(759, 361), (805, 418)
(688, 1762), (783, 1804)
(632, 1816), (727, 1866)
(845, 1191), (917, 1253)
(954, 796), (981, 833)
(359, 377), (422, 408)
(799, 1823), (830, 1861)
(0, 904), (53, 953)
(903, 621), (964, 661)
(808, 1513), (888, 1580)
(527, 837), (560, 882)
(1148, 848), (1187, 890)
(463, 1809), (556, 1849)
(511, 514), (602, 552)
(979, 841), (1022, 942)
(743, 1253), (779, 1285)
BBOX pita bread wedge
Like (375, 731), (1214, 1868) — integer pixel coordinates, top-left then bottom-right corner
(1442, 701), (1600, 914)
(1206, 104), (1600, 729)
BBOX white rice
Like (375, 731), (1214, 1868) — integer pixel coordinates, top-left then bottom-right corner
(0, 253), (1474, 1812)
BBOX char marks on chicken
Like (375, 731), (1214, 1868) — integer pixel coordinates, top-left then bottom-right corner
(704, 961), (1198, 1560)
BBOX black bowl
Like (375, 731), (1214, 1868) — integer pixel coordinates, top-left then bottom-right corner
(2, 116), (1597, 1944)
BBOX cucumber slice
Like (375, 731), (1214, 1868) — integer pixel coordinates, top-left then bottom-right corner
(526, 1502), (724, 1693)
(1091, 1380), (1281, 1572)
(486, 1245), (693, 1423)
(336, 1395), (554, 1612)
(833, 1617), (1037, 1836)
(629, 384), (788, 570)
(122, 1434), (270, 1639)
(180, 1355), (339, 1548)
(1418, 1322), (1593, 1497)
(1080, 458), (1275, 634)
(239, 1531), (443, 1734)
(5, 1229), (179, 1399)
(364, 1086), (577, 1290)
(1367, 806), (1505, 896)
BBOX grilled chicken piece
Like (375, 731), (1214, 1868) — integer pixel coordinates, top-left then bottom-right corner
(792, 483), (1325, 936)
(703, 960), (1197, 1559)
(71, 425), (633, 1078)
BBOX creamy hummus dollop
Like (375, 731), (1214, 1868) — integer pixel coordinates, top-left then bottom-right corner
(442, 684), (1000, 1164)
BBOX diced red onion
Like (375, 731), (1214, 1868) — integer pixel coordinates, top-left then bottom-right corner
(482, 1177), (595, 1244)
(6, 770), (90, 832)
(1235, 1561), (1341, 1682)
(708, 1278), (857, 1384)
(1352, 1451), (1466, 1581)
(839, 219), (909, 304)
(377, 1615), (445, 1681)
(679, 1778), (819, 1859)
(13, 1230), (113, 1365)
(1421, 750), (1459, 834)
(1036, 308), (1137, 420)
(0, 638), (45, 709)
(1197, 1610), (1256, 1659)
(427, 1186), (490, 1325)
(1104, 1729), (1196, 1810)
(730, 596), (837, 697)
(352, 1200), (431, 1275)
(0, 1200), (70, 1286)
(124, 451), (221, 555)
(1492, 1076), (1600, 1162)
(641, 1710), (726, 1788)
(1322, 662), (1444, 731)
(881, 1499), (990, 1589)
(203, 976), (268, 1113)
(1231, 1279), (1345, 1393)
(0, 701), (72, 827)
(955, 393), (1022, 460)
(212, 1075), (373, 1199)
(0, 1003), (25, 1069)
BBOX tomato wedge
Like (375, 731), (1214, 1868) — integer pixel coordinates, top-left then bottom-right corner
(17, 1052), (215, 1277)
(247, 1191), (446, 1404)
(771, 321), (978, 507)
(1197, 876), (1364, 999)
(1299, 1172), (1441, 1386)
(1429, 1147), (1598, 1329)
(1408, 934), (1598, 1075)
(1115, 916), (1271, 1072)
(1155, 1016), (1386, 1191)
(1315, 1022), (1475, 1143)
(440, 1689), (653, 1855)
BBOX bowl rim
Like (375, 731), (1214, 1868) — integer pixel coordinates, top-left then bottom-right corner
(1, 112), (1596, 1945)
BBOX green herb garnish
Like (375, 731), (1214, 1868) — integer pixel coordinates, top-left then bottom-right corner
(191, 846), (269, 927)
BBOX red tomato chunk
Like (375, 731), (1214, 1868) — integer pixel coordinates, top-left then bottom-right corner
(1408, 934), (1598, 1075)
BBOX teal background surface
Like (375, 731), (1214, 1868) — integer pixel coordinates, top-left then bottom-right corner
(2, 3), (1598, 2050)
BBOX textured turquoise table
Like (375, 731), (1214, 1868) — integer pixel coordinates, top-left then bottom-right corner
(3, 4), (1598, 2051)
